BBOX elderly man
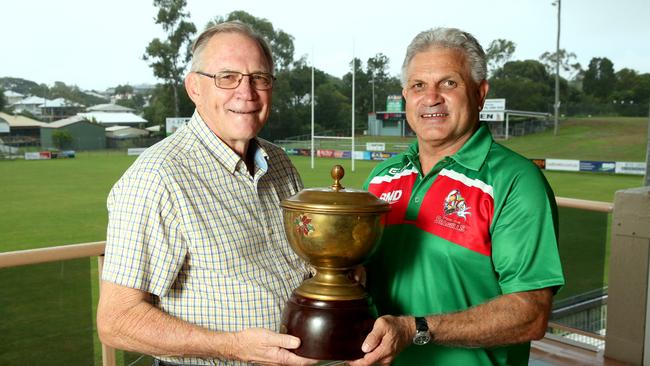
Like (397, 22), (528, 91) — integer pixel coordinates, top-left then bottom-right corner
(351, 28), (565, 365)
(97, 22), (317, 366)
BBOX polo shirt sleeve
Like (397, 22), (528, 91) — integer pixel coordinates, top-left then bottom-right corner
(490, 165), (565, 295)
(102, 168), (186, 298)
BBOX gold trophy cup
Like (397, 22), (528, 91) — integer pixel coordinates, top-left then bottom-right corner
(280, 165), (390, 360)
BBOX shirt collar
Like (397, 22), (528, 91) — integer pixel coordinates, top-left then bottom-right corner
(188, 110), (268, 175)
(406, 122), (493, 172)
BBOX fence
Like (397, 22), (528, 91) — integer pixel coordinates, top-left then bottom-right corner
(0, 196), (621, 365)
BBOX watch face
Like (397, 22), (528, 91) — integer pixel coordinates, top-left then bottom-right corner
(413, 331), (431, 345)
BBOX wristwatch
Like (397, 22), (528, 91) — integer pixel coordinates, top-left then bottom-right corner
(412, 317), (431, 345)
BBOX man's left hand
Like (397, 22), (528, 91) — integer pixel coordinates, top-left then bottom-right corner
(347, 315), (413, 366)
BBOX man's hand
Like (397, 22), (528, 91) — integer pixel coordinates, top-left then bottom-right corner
(227, 328), (319, 366)
(347, 315), (413, 366)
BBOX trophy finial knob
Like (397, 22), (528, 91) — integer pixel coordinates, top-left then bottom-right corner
(331, 165), (345, 191)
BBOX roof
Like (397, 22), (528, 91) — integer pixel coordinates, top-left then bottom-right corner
(105, 125), (149, 138)
(0, 112), (48, 128)
(44, 115), (92, 128)
(105, 125), (131, 132)
(40, 97), (84, 108)
(87, 103), (135, 112)
(12, 96), (50, 106)
(4, 90), (24, 98)
(78, 112), (147, 125)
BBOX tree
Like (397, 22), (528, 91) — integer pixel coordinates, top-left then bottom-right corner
(539, 49), (582, 79)
(366, 53), (402, 112)
(114, 84), (134, 96)
(0, 89), (6, 111)
(341, 58), (371, 132)
(583, 57), (616, 100)
(48, 81), (107, 107)
(485, 39), (516, 77)
(52, 130), (74, 149)
(144, 0), (196, 117)
(143, 84), (194, 126)
(206, 11), (295, 71)
(489, 60), (554, 111)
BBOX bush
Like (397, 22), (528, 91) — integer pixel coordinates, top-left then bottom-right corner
(52, 130), (73, 149)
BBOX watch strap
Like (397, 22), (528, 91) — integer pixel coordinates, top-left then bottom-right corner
(415, 316), (428, 332)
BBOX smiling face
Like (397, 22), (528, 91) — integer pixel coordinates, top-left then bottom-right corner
(402, 47), (489, 155)
(185, 32), (272, 156)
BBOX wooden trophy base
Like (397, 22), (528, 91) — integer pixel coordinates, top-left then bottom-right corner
(280, 291), (375, 360)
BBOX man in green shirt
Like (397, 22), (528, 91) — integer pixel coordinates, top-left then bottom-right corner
(349, 27), (564, 366)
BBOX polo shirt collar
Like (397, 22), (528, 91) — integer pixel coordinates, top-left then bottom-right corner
(188, 110), (268, 175)
(406, 122), (493, 172)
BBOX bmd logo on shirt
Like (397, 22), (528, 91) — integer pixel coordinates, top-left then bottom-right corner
(380, 190), (403, 203)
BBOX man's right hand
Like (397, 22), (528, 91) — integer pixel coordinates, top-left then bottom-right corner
(228, 328), (319, 366)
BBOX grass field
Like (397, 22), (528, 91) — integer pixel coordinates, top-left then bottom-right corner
(0, 116), (647, 364)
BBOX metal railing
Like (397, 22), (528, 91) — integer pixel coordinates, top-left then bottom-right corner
(550, 197), (613, 351)
(0, 196), (615, 364)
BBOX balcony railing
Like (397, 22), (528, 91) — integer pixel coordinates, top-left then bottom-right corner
(0, 196), (619, 366)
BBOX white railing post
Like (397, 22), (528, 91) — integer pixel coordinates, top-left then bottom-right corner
(605, 186), (650, 365)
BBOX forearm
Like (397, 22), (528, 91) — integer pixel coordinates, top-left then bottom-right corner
(426, 288), (552, 347)
(97, 282), (234, 359)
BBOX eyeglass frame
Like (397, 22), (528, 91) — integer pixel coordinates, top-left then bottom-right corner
(194, 70), (276, 91)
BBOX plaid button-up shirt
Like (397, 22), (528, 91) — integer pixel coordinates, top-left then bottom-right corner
(102, 111), (309, 365)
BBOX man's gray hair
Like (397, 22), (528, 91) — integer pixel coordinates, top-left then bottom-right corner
(190, 21), (274, 74)
(401, 27), (486, 86)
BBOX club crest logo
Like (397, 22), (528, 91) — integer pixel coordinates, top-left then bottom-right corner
(295, 214), (314, 236)
(443, 190), (471, 220)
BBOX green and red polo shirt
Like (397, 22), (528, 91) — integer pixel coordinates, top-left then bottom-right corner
(363, 123), (565, 365)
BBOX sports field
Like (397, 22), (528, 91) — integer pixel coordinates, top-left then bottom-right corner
(0, 116), (647, 365)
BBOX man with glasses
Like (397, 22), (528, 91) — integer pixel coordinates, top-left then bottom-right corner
(97, 22), (317, 366)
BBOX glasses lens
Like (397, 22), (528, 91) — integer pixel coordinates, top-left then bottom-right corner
(214, 72), (242, 88)
(251, 73), (274, 90)
(212, 72), (274, 90)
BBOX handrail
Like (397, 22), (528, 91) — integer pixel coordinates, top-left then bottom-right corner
(0, 196), (614, 366)
(0, 196), (612, 269)
(0, 241), (105, 268)
(547, 321), (606, 341)
(556, 197), (613, 213)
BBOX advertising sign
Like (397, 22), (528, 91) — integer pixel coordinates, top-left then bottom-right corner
(545, 159), (580, 172)
(371, 152), (397, 161)
(166, 117), (191, 135)
(25, 152), (41, 160)
(479, 112), (505, 122)
(127, 148), (148, 156)
(579, 161), (616, 173)
(317, 149), (335, 158)
(366, 142), (385, 152)
(615, 161), (646, 175)
(483, 98), (506, 111)
(530, 159), (546, 170)
(386, 95), (403, 112)
(357, 151), (371, 160)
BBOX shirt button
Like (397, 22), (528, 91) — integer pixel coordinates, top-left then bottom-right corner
(268, 228), (273, 235)
(414, 197), (421, 203)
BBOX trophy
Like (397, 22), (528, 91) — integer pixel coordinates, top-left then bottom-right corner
(279, 165), (390, 360)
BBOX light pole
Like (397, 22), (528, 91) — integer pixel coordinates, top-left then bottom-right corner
(553, 0), (561, 136)
(370, 78), (376, 113)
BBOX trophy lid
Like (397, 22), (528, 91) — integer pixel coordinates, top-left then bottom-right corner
(280, 165), (390, 214)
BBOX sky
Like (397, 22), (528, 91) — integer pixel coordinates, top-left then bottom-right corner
(2, 0), (650, 91)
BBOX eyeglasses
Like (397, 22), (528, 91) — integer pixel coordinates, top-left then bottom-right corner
(195, 71), (275, 90)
